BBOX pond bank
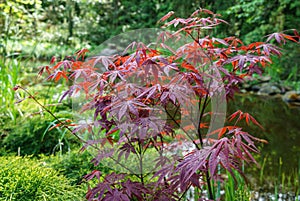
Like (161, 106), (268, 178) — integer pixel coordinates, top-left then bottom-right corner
(228, 92), (300, 196)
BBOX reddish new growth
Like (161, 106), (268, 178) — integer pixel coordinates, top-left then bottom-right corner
(38, 8), (299, 201)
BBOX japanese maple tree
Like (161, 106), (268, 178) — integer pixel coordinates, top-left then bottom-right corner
(17, 8), (299, 201)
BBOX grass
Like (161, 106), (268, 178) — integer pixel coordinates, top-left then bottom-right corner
(208, 156), (300, 200)
(223, 170), (251, 201)
(256, 156), (300, 200)
(0, 56), (69, 123)
(0, 58), (22, 122)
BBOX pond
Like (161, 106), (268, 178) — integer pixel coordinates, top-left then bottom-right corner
(228, 93), (300, 198)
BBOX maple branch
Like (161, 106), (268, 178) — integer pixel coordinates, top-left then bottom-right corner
(16, 85), (141, 178)
(138, 138), (144, 185)
(16, 85), (84, 143)
(164, 104), (201, 150)
(178, 183), (192, 201)
(197, 93), (214, 200)
(186, 30), (216, 200)
(197, 93), (209, 147)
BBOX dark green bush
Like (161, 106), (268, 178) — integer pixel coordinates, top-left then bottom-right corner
(42, 150), (113, 185)
(0, 156), (85, 201)
(0, 115), (79, 156)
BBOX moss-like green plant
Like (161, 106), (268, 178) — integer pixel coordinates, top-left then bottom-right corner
(0, 156), (85, 201)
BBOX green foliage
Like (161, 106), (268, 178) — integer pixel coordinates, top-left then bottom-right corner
(0, 0), (200, 59)
(224, 0), (300, 84)
(0, 0), (43, 56)
(224, 170), (251, 201)
(225, 0), (300, 42)
(0, 156), (85, 201)
(0, 115), (79, 156)
(1, 0), (299, 83)
(42, 150), (113, 185)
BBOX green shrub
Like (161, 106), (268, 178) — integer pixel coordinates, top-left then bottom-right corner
(0, 115), (79, 156)
(42, 150), (113, 185)
(0, 156), (85, 201)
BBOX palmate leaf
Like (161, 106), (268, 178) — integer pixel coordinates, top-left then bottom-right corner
(224, 54), (267, 73)
(176, 125), (262, 187)
(50, 60), (72, 71)
(47, 70), (68, 82)
(141, 59), (161, 83)
(163, 17), (197, 28)
(137, 84), (161, 100)
(207, 129), (260, 178)
(38, 65), (50, 76)
(75, 48), (89, 60)
(85, 173), (148, 201)
(191, 8), (215, 16)
(176, 148), (210, 190)
(224, 36), (244, 47)
(121, 180), (148, 200)
(84, 170), (102, 182)
(89, 55), (116, 70)
(158, 11), (175, 23)
(85, 183), (111, 201)
(117, 142), (136, 161)
(102, 189), (130, 201)
(109, 99), (150, 121)
(104, 69), (126, 83)
(208, 138), (229, 176)
(265, 31), (299, 44)
(256, 43), (282, 56)
(228, 110), (263, 129)
(207, 126), (238, 139)
(212, 37), (229, 46)
(90, 148), (115, 166)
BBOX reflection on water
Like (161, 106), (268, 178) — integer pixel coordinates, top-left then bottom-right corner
(228, 94), (300, 193)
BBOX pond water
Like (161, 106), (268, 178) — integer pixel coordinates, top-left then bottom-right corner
(228, 93), (300, 197)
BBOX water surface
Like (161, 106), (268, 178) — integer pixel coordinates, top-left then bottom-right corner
(228, 94), (300, 193)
